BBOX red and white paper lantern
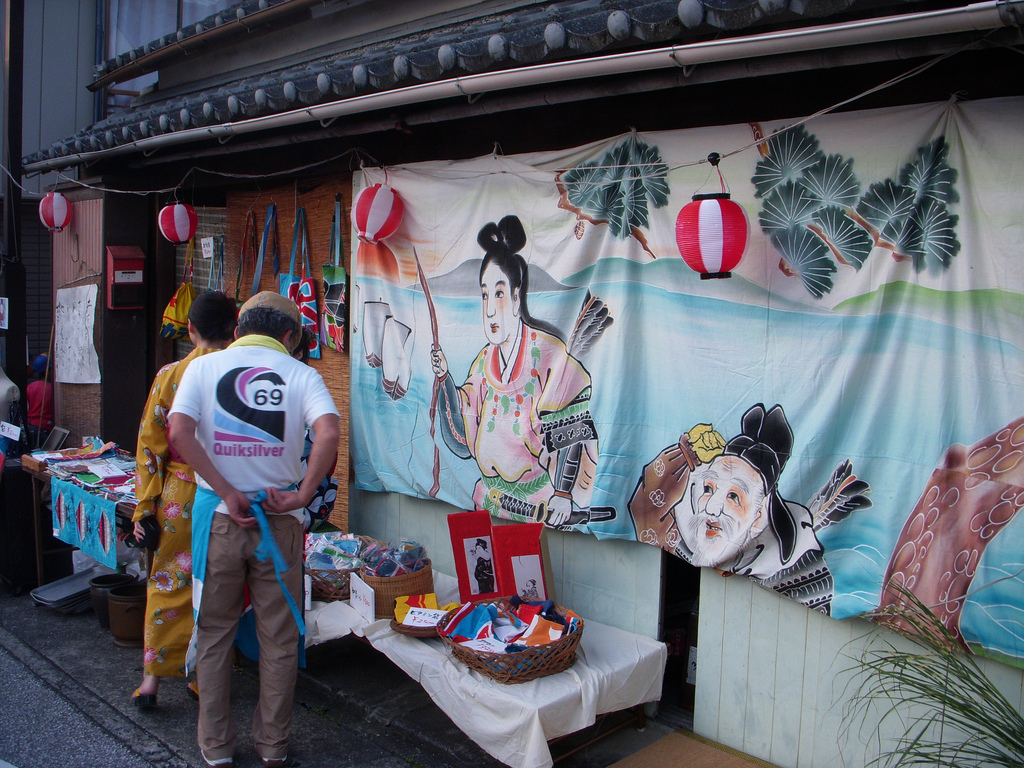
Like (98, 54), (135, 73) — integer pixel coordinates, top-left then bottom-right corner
(353, 183), (404, 244)
(675, 193), (749, 279)
(158, 202), (198, 244)
(39, 191), (73, 232)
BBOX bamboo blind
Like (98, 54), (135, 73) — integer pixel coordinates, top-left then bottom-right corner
(225, 175), (354, 530)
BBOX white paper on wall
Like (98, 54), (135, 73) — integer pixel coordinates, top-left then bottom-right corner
(54, 284), (101, 384)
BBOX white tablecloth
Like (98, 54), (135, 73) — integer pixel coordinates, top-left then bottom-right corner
(305, 573), (667, 768)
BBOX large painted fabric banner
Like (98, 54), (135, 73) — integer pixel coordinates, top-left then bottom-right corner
(351, 96), (1024, 666)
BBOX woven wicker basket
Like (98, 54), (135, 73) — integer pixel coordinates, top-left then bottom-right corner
(359, 560), (434, 619)
(307, 535), (382, 603)
(308, 568), (358, 602)
(438, 598), (584, 684)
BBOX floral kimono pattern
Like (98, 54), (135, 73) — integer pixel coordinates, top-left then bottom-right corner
(456, 325), (596, 518)
(134, 347), (218, 678)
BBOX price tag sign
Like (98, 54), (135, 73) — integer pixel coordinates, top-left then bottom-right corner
(402, 607), (448, 627)
(201, 237), (215, 259)
(349, 573), (375, 624)
(0, 421), (21, 440)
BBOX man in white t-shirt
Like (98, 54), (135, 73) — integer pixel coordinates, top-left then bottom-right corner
(169, 291), (339, 768)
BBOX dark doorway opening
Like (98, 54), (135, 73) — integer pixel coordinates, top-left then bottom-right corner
(659, 550), (701, 729)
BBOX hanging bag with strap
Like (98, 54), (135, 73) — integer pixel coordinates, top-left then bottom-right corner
(235, 209), (256, 308)
(280, 207), (321, 359)
(207, 235), (225, 292)
(320, 193), (347, 353)
(252, 204), (277, 297)
(160, 239), (195, 340)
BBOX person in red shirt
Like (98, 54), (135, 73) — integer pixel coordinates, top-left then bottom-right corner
(26, 354), (54, 448)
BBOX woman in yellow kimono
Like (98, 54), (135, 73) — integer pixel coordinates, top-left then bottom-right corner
(131, 290), (237, 709)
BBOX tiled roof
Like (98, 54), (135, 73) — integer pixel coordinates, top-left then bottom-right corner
(26, 0), (923, 168)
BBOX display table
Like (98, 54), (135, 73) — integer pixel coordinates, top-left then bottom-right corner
(305, 572), (667, 768)
(0, 459), (72, 591)
(21, 460), (136, 585)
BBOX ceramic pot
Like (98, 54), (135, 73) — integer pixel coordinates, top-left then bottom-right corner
(89, 573), (138, 629)
(106, 582), (147, 648)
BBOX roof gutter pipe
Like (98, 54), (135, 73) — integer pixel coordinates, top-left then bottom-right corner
(25, 0), (1022, 175)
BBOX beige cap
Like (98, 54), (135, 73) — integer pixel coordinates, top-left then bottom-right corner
(239, 291), (300, 325)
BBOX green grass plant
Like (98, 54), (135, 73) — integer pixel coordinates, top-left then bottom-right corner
(842, 587), (1024, 767)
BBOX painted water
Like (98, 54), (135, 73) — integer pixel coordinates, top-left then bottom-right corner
(352, 271), (1024, 662)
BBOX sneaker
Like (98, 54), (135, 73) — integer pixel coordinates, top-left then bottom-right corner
(200, 749), (233, 767)
(259, 756), (287, 768)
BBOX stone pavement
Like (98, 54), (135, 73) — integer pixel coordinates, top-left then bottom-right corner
(0, 587), (673, 768)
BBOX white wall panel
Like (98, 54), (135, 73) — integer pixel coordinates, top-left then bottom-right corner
(718, 576), (752, 748)
(694, 574), (1024, 768)
(795, 597), (824, 768)
(349, 488), (661, 637)
(745, 582), (779, 757)
(980, 654), (1024, 713)
(770, 595), (806, 768)
(694, 571), (725, 738)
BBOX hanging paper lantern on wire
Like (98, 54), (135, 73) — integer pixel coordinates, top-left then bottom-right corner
(353, 183), (404, 244)
(158, 202), (198, 244)
(39, 191), (73, 232)
(675, 153), (749, 279)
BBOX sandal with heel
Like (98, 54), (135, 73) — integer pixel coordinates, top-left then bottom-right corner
(131, 688), (157, 710)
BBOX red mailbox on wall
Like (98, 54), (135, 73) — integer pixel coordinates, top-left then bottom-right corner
(106, 246), (145, 310)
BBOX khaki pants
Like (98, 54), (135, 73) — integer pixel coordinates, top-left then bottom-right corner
(196, 512), (303, 763)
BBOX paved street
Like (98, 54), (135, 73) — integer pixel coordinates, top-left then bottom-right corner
(0, 631), (174, 768)
(0, 587), (668, 768)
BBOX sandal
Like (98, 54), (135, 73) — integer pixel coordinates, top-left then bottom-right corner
(187, 680), (200, 702)
(131, 688), (157, 710)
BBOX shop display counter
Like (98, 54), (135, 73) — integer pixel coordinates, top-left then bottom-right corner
(305, 572), (667, 768)
(21, 457), (137, 586)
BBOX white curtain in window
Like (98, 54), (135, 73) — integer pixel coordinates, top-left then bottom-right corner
(106, 0), (178, 102)
(182, 1), (236, 27)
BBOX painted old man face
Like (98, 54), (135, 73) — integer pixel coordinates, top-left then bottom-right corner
(678, 454), (770, 567)
(480, 261), (521, 348)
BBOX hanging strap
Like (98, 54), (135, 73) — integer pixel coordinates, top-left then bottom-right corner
(252, 204), (276, 296)
(208, 235), (225, 291)
(236, 209), (256, 304)
(183, 239), (194, 284)
(270, 204), (280, 278)
(218, 235), (226, 291)
(332, 193), (342, 267)
(288, 207), (305, 281)
(248, 491), (306, 636)
(328, 209), (336, 268)
(301, 209), (312, 279)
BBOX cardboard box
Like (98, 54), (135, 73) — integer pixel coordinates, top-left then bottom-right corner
(21, 454), (47, 473)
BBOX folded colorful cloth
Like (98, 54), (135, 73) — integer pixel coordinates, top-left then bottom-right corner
(443, 603), (496, 642)
(513, 602), (543, 624)
(492, 611), (526, 643)
(394, 593), (438, 623)
(508, 596), (580, 633)
(442, 601), (526, 645)
(519, 614), (565, 646)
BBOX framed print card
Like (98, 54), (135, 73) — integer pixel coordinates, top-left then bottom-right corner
(447, 510), (501, 603)
(493, 522), (551, 602)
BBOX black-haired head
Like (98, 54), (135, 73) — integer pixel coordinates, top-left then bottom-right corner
(189, 290), (238, 343)
(478, 215), (528, 297)
(477, 215), (562, 341)
(723, 404), (797, 563)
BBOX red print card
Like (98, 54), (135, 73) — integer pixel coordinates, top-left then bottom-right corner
(447, 510), (502, 604)
(492, 522), (551, 602)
